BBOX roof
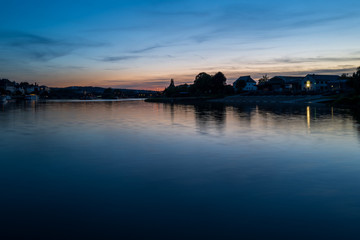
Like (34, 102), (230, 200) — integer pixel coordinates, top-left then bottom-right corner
(273, 76), (304, 83)
(306, 74), (340, 81)
(234, 76), (256, 84)
(268, 76), (304, 85)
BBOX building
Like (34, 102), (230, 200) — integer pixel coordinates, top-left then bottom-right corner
(233, 76), (257, 92)
(0, 79), (17, 93)
(268, 76), (304, 92)
(302, 74), (342, 91)
(1, 79), (49, 95)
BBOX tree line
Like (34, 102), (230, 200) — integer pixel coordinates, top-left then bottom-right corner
(164, 72), (234, 97)
(343, 67), (360, 94)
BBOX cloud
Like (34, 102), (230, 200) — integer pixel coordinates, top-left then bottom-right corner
(100, 56), (140, 62)
(146, 10), (209, 17)
(99, 53), (174, 62)
(130, 44), (165, 54)
(243, 66), (359, 79)
(287, 67), (358, 75)
(190, 3), (358, 46)
(0, 31), (104, 61)
(289, 14), (354, 29)
(46, 65), (87, 70)
(273, 56), (360, 64)
(100, 79), (171, 90)
(129, 42), (184, 54)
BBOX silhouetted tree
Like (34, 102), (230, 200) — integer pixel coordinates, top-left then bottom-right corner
(163, 72), (232, 97)
(258, 74), (269, 85)
(224, 85), (235, 95)
(164, 79), (177, 97)
(341, 73), (349, 79)
(193, 72), (212, 94)
(234, 79), (246, 93)
(347, 67), (360, 94)
(210, 72), (226, 93)
(176, 83), (189, 92)
(102, 88), (115, 99)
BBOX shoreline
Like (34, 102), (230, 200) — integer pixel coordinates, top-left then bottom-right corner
(209, 94), (333, 104)
(145, 94), (333, 105)
(145, 95), (360, 110)
(145, 96), (216, 103)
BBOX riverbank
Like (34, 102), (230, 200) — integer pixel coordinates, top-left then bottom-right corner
(145, 94), (333, 105)
(145, 94), (360, 110)
(145, 96), (217, 103)
(209, 94), (333, 104)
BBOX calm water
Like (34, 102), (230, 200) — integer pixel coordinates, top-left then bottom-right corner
(1, 100), (360, 239)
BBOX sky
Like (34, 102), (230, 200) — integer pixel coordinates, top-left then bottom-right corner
(0, 0), (360, 90)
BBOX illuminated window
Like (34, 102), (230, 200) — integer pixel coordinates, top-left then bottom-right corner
(306, 81), (311, 88)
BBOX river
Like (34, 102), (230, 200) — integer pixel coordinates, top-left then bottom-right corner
(1, 100), (360, 239)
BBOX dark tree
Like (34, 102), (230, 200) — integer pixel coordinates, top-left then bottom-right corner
(193, 72), (212, 94)
(234, 79), (246, 93)
(348, 67), (360, 93)
(258, 74), (269, 85)
(102, 88), (115, 99)
(164, 79), (177, 97)
(224, 85), (235, 95)
(210, 72), (226, 93)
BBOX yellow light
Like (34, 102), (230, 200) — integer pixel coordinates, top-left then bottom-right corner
(307, 106), (311, 129)
(306, 81), (311, 88)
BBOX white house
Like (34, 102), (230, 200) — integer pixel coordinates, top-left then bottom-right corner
(302, 74), (341, 91)
(233, 76), (257, 92)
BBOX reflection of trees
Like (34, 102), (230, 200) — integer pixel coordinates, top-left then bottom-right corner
(162, 102), (226, 133)
(232, 104), (254, 117)
(229, 103), (360, 139)
(349, 108), (360, 142)
(194, 103), (226, 133)
(350, 108), (360, 123)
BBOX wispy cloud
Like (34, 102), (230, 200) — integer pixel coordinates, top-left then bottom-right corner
(285, 67), (358, 76)
(145, 10), (209, 17)
(0, 31), (104, 61)
(274, 56), (360, 64)
(232, 66), (359, 79)
(130, 44), (165, 54)
(100, 79), (171, 90)
(100, 56), (140, 62)
(46, 65), (87, 70)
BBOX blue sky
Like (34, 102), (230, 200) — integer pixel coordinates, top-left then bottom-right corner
(0, 0), (359, 89)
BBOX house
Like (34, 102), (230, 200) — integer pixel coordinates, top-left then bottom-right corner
(268, 76), (304, 92)
(39, 85), (50, 93)
(302, 74), (341, 91)
(233, 76), (257, 92)
(265, 76), (303, 92)
(0, 79), (17, 93)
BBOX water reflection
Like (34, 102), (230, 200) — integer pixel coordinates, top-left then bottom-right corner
(194, 103), (226, 134)
(153, 101), (360, 144)
(307, 106), (311, 129)
(2, 100), (359, 143)
(1, 100), (360, 239)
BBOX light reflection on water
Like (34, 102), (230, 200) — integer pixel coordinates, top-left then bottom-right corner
(0, 100), (360, 239)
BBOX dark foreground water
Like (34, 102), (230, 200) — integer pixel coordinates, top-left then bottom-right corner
(1, 100), (360, 239)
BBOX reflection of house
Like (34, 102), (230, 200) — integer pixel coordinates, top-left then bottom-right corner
(302, 74), (342, 91)
(268, 76), (304, 92)
(233, 76), (257, 92)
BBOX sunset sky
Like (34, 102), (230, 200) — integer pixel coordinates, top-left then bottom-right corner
(1, 0), (360, 90)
